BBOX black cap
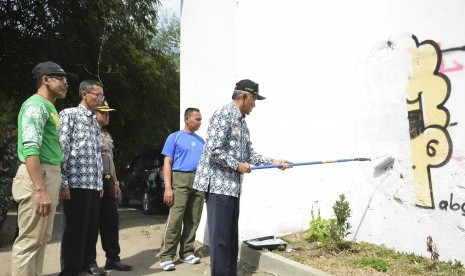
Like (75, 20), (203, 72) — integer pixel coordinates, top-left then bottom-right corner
(235, 79), (265, 100)
(32, 61), (77, 80)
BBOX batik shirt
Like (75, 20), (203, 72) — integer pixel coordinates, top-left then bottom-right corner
(59, 105), (103, 190)
(193, 101), (272, 197)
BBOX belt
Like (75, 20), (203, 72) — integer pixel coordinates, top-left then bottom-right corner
(172, 170), (196, 173)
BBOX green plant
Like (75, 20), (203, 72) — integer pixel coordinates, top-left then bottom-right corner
(332, 194), (351, 241)
(306, 194), (352, 244)
(140, 228), (150, 238)
(452, 260), (464, 269)
(306, 216), (336, 243)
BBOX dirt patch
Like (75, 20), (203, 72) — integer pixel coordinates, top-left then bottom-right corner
(0, 206), (271, 276)
(275, 232), (464, 276)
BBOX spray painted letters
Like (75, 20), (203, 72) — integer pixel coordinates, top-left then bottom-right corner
(406, 35), (452, 208)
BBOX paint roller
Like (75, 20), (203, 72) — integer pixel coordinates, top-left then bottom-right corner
(251, 155), (395, 176)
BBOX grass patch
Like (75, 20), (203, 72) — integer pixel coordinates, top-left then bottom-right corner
(353, 257), (388, 272)
(276, 233), (464, 276)
(140, 228), (150, 238)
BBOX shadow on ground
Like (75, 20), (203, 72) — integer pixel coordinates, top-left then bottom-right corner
(0, 203), (168, 249)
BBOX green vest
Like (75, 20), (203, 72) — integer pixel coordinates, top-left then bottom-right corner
(17, 94), (63, 165)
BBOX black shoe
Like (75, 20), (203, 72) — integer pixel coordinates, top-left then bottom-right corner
(105, 261), (133, 271)
(85, 264), (108, 275)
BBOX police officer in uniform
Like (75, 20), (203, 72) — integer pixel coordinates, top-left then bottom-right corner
(96, 101), (132, 272)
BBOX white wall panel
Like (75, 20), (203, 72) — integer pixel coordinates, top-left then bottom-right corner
(181, 0), (465, 262)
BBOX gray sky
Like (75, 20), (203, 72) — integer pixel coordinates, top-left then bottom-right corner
(159, 0), (181, 17)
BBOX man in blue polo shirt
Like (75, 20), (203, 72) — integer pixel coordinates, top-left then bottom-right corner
(159, 108), (205, 271)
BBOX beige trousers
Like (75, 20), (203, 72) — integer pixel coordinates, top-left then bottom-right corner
(11, 163), (61, 276)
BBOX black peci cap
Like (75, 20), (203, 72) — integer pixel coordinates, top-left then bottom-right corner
(235, 79), (265, 100)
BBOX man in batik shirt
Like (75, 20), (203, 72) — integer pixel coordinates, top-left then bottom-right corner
(193, 79), (291, 276)
(59, 80), (106, 276)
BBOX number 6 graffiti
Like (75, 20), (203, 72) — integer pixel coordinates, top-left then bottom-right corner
(406, 35), (452, 208)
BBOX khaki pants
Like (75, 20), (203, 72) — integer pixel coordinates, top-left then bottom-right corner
(160, 172), (204, 262)
(11, 163), (61, 276)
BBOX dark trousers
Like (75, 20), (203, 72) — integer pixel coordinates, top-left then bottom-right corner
(206, 193), (240, 276)
(159, 172), (204, 262)
(60, 188), (101, 276)
(100, 178), (121, 262)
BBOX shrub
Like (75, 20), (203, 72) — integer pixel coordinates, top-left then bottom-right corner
(306, 194), (352, 244)
(332, 194), (351, 241)
(0, 124), (18, 231)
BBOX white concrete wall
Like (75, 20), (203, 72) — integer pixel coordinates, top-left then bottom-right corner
(181, 0), (465, 262)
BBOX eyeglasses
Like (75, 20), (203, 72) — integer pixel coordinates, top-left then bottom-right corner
(47, 75), (68, 84)
(87, 91), (105, 100)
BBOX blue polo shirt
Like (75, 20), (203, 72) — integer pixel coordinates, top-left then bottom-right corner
(162, 130), (205, 172)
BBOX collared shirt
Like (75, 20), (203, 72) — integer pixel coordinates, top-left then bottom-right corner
(193, 101), (272, 197)
(59, 104), (103, 190)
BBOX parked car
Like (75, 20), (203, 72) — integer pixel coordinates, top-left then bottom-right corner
(119, 149), (168, 214)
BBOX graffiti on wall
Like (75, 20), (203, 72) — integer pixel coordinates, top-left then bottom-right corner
(439, 193), (465, 216)
(440, 44), (465, 73)
(406, 35), (452, 209)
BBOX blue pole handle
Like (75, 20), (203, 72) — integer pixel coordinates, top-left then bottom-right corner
(251, 158), (370, 170)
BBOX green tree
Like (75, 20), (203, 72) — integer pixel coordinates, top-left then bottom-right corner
(0, 0), (180, 169)
(153, 11), (180, 72)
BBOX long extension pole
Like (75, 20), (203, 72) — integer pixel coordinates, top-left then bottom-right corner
(251, 158), (371, 170)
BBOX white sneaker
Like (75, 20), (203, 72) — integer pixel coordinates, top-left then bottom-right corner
(181, 255), (201, 264)
(160, 260), (176, 271)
